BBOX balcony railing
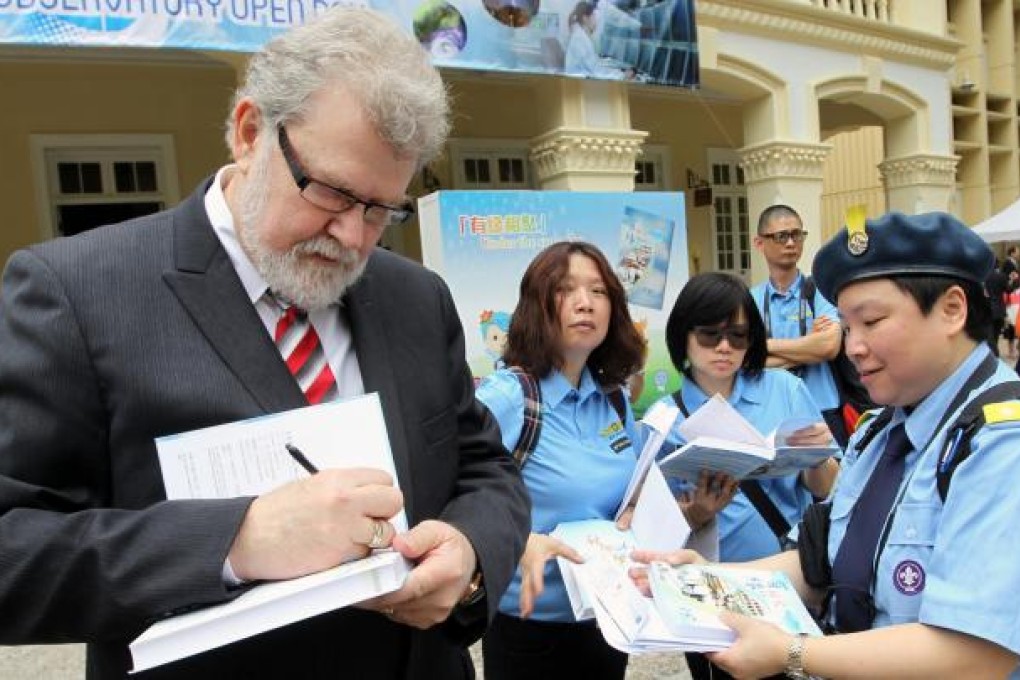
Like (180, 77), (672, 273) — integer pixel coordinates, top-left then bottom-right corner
(808, 0), (891, 23)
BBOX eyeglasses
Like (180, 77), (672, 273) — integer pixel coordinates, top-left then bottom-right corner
(277, 126), (413, 228)
(692, 324), (750, 350)
(760, 229), (807, 244)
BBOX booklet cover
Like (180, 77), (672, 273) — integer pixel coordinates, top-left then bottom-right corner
(658, 394), (837, 482)
(648, 562), (822, 647)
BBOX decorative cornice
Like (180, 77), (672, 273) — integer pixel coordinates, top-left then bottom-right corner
(697, 0), (960, 70)
(738, 140), (832, 183)
(878, 154), (959, 188)
(529, 127), (648, 184)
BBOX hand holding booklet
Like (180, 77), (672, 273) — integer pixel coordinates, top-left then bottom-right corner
(551, 403), (718, 636)
(129, 394), (409, 673)
(647, 562), (822, 650)
(658, 394), (837, 482)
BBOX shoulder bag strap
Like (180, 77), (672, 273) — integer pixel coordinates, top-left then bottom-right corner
(507, 367), (542, 469)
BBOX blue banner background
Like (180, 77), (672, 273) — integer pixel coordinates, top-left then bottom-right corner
(0, 0), (698, 87)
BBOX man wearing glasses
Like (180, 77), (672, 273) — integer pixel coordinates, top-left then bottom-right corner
(749, 204), (842, 416)
(0, 7), (529, 680)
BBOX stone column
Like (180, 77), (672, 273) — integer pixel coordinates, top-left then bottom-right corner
(528, 79), (647, 191)
(878, 153), (959, 214)
(738, 140), (832, 285)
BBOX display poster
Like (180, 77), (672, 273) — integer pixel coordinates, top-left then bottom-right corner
(418, 189), (688, 415)
(0, 0), (698, 88)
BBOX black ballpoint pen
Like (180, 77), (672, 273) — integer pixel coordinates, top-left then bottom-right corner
(285, 443), (319, 475)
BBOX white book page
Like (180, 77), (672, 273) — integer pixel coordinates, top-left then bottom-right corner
(676, 394), (764, 447)
(156, 393), (406, 531)
(631, 466), (690, 552)
(616, 401), (679, 520)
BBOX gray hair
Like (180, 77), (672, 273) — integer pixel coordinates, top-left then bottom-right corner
(225, 6), (450, 167)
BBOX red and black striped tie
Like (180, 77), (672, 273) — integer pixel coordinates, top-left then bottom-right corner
(274, 306), (338, 405)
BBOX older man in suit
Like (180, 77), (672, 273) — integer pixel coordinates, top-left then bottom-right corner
(0, 7), (529, 679)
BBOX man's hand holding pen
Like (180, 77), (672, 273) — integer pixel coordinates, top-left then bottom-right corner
(227, 443), (480, 630)
(227, 449), (403, 582)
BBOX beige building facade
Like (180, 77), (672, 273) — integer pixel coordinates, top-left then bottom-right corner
(1, 0), (1017, 283)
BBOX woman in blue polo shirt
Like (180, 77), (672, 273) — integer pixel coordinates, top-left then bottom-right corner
(476, 241), (645, 680)
(651, 271), (838, 680)
(632, 213), (1020, 680)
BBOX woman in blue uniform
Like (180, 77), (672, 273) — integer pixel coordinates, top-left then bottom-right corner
(634, 212), (1020, 679)
(650, 271), (838, 680)
(476, 241), (645, 680)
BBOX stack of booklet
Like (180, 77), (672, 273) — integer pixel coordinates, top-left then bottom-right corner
(657, 394), (838, 482)
(552, 399), (823, 654)
(647, 562), (822, 650)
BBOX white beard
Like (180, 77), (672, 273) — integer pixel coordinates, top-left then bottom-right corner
(235, 145), (366, 310)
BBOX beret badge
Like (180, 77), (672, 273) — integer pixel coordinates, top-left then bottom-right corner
(845, 204), (869, 256)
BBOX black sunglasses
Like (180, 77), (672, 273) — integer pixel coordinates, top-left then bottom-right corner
(760, 229), (807, 245)
(692, 324), (750, 350)
(277, 125), (413, 227)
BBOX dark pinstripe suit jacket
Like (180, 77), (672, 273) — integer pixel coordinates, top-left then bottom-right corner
(0, 180), (529, 680)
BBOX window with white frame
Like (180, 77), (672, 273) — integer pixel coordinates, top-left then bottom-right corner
(634, 145), (670, 191)
(448, 139), (532, 190)
(707, 148), (749, 278)
(30, 134), (180, 239)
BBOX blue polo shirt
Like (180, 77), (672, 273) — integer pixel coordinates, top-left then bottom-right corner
(829, 343), (1020, 671)
(476, 367), (638, 622)
(653, 369), (825, 562)
(750, 272), (841, 411)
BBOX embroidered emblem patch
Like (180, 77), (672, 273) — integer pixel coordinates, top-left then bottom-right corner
(893, 560), (925, 595)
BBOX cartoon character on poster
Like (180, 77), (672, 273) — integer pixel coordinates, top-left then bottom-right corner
(479, 310), (512, 370)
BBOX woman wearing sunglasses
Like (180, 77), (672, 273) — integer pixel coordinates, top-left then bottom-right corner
(651, 271), (839, 680)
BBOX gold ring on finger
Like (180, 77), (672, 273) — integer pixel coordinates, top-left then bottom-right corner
(367, 519), (388, 549)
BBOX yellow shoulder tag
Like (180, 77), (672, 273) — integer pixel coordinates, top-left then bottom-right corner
(983, 401), (1020, 425)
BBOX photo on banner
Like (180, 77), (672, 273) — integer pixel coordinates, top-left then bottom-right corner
(418, 190), (689, 415)
(0, 0), (699, 88)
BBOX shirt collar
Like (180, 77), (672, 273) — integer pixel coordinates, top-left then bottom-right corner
(766, 271), (804, 299)
(204, 164), (270, 306)
(540, 367), (599, 408)
(680, 371), (758, 411)
(897, 343), (991, 451)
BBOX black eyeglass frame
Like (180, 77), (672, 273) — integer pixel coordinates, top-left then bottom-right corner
(691, 324), (751, 350)
(759, 229), (808, 245)
(276, 125), (414, 227)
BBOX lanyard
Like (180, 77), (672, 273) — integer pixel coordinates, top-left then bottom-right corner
(762, 280), (810, 339)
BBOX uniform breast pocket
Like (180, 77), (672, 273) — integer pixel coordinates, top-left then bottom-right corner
(879, 502), (938, 623)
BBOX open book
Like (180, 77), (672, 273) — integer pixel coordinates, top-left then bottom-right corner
(658, 394), (837, 482)
(647, 562), (822, 650)
(129, 394), (409, 673)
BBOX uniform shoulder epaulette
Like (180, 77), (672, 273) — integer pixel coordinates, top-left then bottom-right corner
(981, 400), (1020, 425)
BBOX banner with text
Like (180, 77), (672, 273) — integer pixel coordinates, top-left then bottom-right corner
(0, 0), (698, 87)
(418, 189), (689, 415)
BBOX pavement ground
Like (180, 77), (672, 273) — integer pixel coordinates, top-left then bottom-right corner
(0, 642), (692, 679)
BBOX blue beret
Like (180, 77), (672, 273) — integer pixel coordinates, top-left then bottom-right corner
(811, 211), (994, 302)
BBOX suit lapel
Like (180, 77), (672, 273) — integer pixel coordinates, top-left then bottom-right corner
(162, 181), (306, 414)
(346, 266), (416, 520)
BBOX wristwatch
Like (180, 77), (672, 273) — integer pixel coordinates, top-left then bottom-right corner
(784, 633), (810, 679)
(458, 568), (485, 608)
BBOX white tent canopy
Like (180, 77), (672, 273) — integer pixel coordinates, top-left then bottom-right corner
(973, 197), (1020, 243)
